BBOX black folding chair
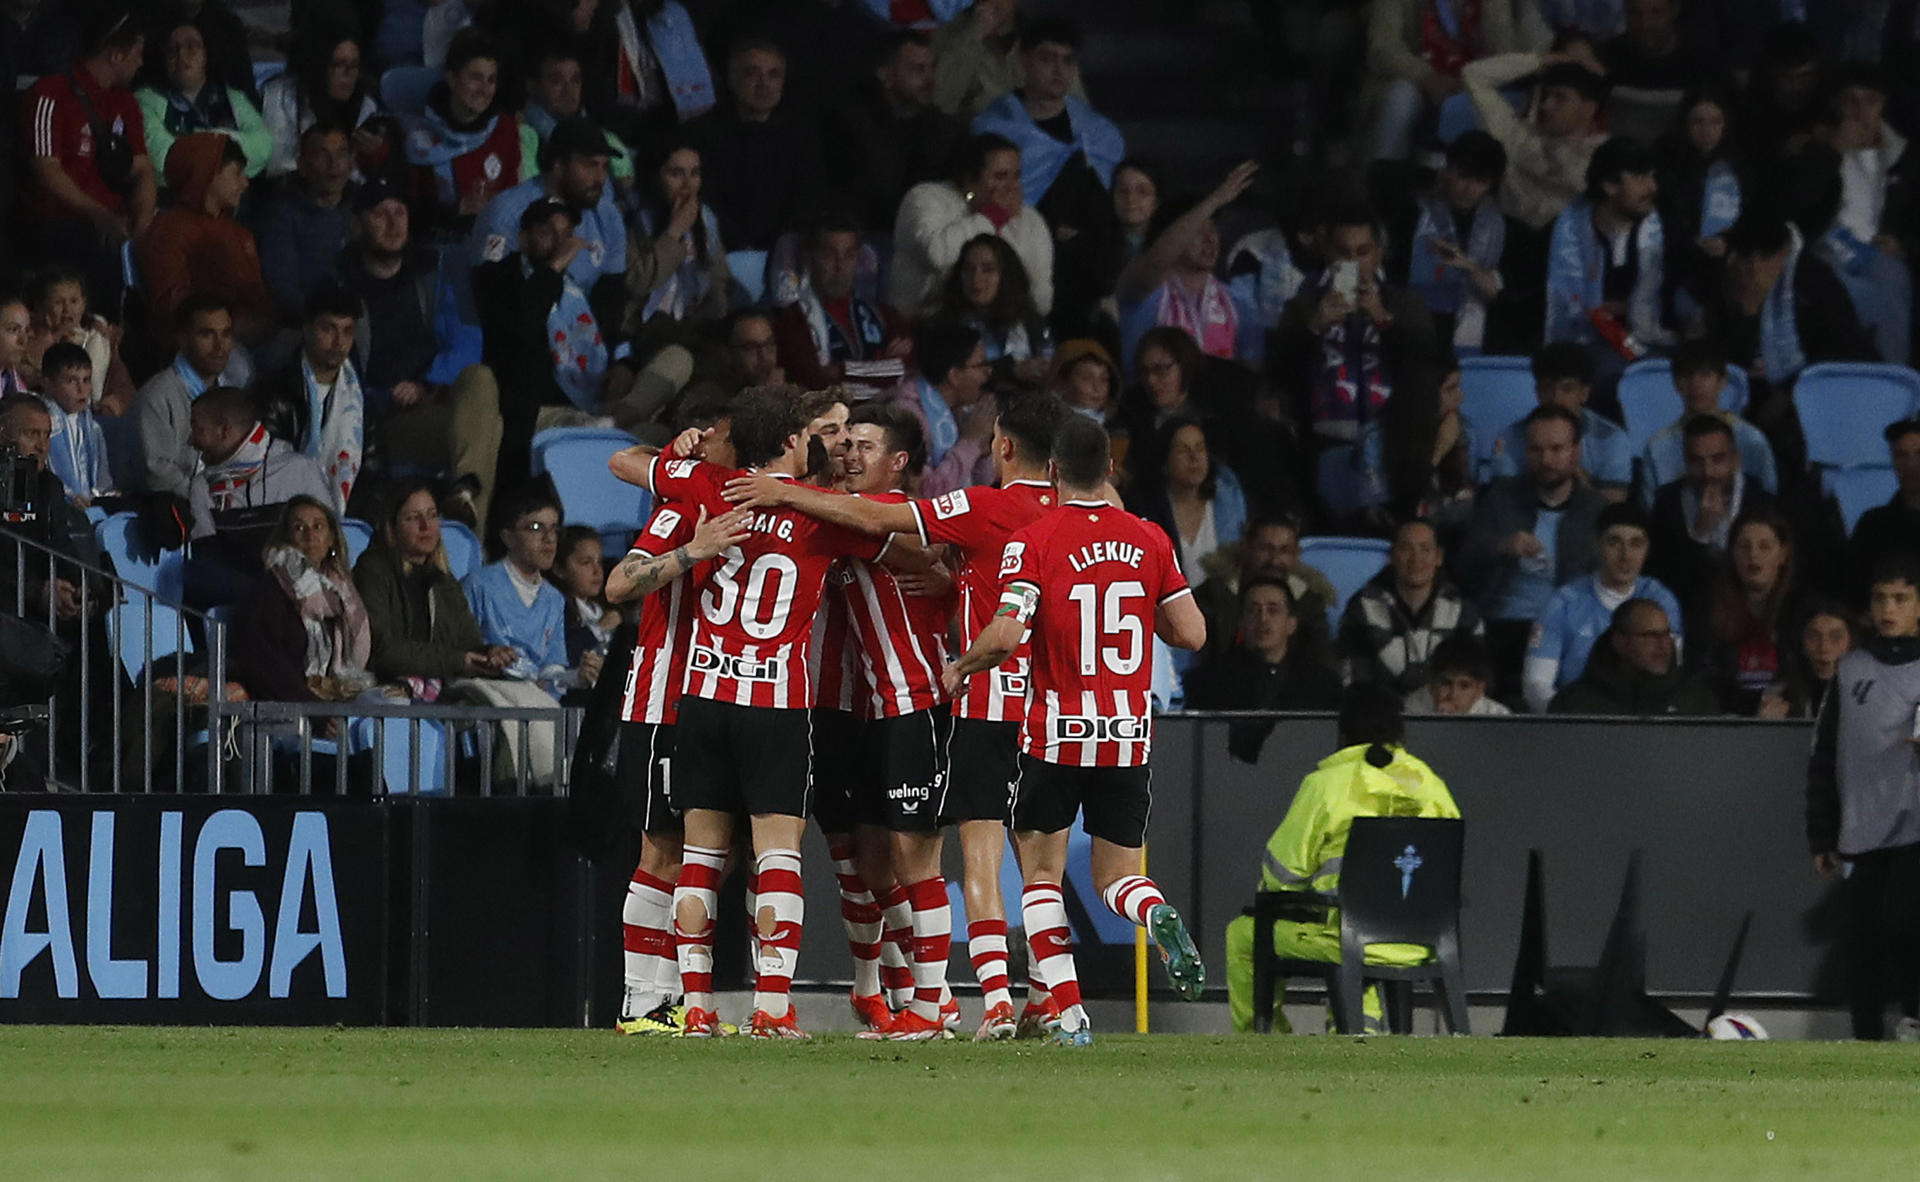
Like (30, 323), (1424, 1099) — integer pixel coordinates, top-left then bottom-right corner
(1251, 816), (1470, 1035)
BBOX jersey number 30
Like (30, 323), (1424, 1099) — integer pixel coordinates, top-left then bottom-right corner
(703, 551), (799, 639)
(1066, 581), (1145, 676)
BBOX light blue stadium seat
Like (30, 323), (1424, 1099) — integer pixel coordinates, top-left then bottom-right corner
(1459, 356), (1538, 483)
(1615, 361), (1752, 456)
(440, 520), (483, 580)
(727, 249), (770, 304)
(96, 513), (191, 684)
(252, 61), (285, 92)
(1823, 465), (1899, 535)
(530, 426), (639, 476)
(541, 436), (656, 556)
(1437, 93), (1480, 144)
(340, 518), (375, 567)
(1793, 363), (1920, 468)
(1299, 536), (1392, 622)
(380, 65), (440, 118)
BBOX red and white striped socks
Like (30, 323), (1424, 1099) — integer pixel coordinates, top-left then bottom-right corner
(752, 849), (805, 1020)
(1100, 874), (1166, 928)
(1022, 881), (1084, 1028)
(967, 918), (1014, 1012)
(672, 845), (726, 1014)
(905, 876), (952, 1021)
(621, 865), (677, 1016)
(829, 841), (885, 998)
(879, 883), (916, 1009)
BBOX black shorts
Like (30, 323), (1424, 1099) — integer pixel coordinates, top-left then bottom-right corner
(939, 717), (1021, 825)
(672, 696), (814, 818)
(1011, 753), (1152, 848)
(618, 721), (680, 834)
(871, 708), (952, 833)
(809, 708), (884, 834)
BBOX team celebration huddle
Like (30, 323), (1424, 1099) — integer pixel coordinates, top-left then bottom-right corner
(601, 383), (1205, 1044)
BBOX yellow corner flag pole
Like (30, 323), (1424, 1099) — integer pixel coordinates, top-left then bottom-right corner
(1134, 845), (1150, 1033)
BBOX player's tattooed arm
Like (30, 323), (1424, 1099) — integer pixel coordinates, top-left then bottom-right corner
(609, 427), (711, 490)
(605, 507), (751, 603)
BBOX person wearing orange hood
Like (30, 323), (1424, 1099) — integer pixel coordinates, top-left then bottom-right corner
(135, 132), (275, 348)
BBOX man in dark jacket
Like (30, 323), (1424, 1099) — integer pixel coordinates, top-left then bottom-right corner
(1338, 519), (1483, 697)
(825, 31), (966, 236)
(1549, 599), (1722, 715)
(687, 39), (824, 251)
(1456, 404), (1608, 695)
(1646, 413), (1781, 642)
(252, 124), (354, 324)
(1806, 556), (1920, 1040)
(1187, 576), (1343, 762)
(1850, 419), (1920, 604)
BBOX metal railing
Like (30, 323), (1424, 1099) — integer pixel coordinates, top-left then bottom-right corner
(2, 522), (578, 797)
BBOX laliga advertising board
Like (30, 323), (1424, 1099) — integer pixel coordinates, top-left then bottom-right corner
(0, 798), (385, 1024)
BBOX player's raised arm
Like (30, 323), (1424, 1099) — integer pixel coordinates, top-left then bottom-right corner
(722, 473), (918, 536)
(1155, 591), (1207, 652)
(609, 427), (710, 491)
(606, 506), (751, 603)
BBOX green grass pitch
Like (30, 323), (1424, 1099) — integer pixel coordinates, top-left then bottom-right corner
(4, 1027), (1920, 1180)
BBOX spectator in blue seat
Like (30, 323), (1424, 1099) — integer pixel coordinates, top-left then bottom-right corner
(1656, 86), (1744, 319)
(131, 293), (237, 498)
(1635, 338), (1776, 506)
(1489, 343), (1632, 499)
(1387, 131), (1510, 357)
(354, 482), (512, 689)
(1338, 518), (1483, 697)
(1646, 413), (1780, 643)
(464, 488), (594, 698)
(1806, 62), (1914, 366)
(550, 525), (622, 673)
(402, 30), (526, 233)
(1849, 419), (1920, 604)
(232, 495), (375, 707)
(37, 342), (112, 507)
(1522, 501), (1683, 713)
(1544, 136), (1673, 397)
(1458, 404), (1608, 696)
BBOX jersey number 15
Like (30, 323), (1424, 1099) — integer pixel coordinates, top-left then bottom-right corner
(1066, 580), (1145, 676)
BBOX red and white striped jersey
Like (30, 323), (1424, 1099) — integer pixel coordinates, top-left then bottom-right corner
(907, 479), (1054, 722)
(839, 491), (953, 718)
(809, 567), (862, 715)
(648, 456), (886, 709)
(618, 505), (706, 726)
(999, 501), (1191, 768)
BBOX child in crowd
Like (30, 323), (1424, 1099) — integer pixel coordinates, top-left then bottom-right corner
(549, 525), (622, 672)
(25, 267), (134, 416)
(37, 342), (113, 507)
(1635, 339), (1778, 506)
(462, 490), (594, 699)
(1405, 633), (1511, 716)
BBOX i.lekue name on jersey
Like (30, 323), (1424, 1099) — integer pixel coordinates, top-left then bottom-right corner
(1065, 541), (1146, 573)
(0, 809), (346, 1002)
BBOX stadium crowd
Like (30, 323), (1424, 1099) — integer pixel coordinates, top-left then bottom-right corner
(2, 0), (1920, 1037)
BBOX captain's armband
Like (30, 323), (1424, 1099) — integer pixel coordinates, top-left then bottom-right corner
(998, 582), (1039, 625)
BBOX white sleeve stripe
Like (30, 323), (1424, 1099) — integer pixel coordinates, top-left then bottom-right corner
(874, 534), (893, 562)
(34, 96), (54, 156)
(1157, 586), (1194, 606)
(906, 499), (930, 547)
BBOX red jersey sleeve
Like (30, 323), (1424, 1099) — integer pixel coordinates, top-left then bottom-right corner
(1149, 526), (1193, 605)
(24, 81), (73, 160)
(818, 517), (889, 564)
(646, 454), (725, 515)
(997, 522), (1044, 594)
(628, 504), (697, 558)
(911, 486), (990, 551)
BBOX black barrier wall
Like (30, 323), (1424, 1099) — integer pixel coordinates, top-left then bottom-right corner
(0, 716), (1844, 1026)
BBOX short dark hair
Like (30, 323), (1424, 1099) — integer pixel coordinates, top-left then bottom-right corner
(876, 29), (931, 68)
(1522, 403), (1584, 442)
(994, 388), (1067, 464)
(554, 523), (599, 564)
(1868, 554), (1920, 593)
(190, 385), (257, 429)
(531, 42), (582, 75)
(675, 390), (733, 433)
(1538, 60), (1608, 104)
(175, 291), (232, 331)
(1682, 412), (1735, 445)
(957, 132), (1020, 188)
(1884, 418), (1920, 446)
(805, 212), (864, 252)
(83, 4), (141, 56)
(1427, 633), (1492, 684)
(1613, 596), (1671, 635)
(917, 319), (983, 387)
(1594, 501), (1649, 537)
(724, 307), (773, 339)
(496, 486), (562, 530)
(305, 279), (361, 323)
(40, 341), (93, 379)
(1585, 136), (1657, 202)
(728, 37), (786, 64)
(728, 385), (806, 469)
(1321, 203), (1381, 237)
(0, 393), (49, 423)
(1671, 338), (1728, 381)
(297, 121), (351, 151)
(1240, 574), (1296, 615)
(1050, 413), (1112, 488)
(1445, 130), (1507, 185)
(444, 28), (500, 76)
(1531, 342), (1594, 387)
(848, 402), (927, 477)
(1134, 324), (1203, 385)
(1722, 216), (1793, 258)
(1019, 17), (1080, 52)
(1393, 517), (1440, 546)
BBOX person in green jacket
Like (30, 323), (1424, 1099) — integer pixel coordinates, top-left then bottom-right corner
(137, 15), (273, 187)
(352, 482), (515, 687)
(1224, 686), (1460, 1032)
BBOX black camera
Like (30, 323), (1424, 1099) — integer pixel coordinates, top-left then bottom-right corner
(0, 442), (39, 525)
